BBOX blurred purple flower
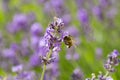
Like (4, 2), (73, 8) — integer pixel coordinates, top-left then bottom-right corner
(20, 38), (30, 56)
(66, 51), (80, 61)
(6, 14), (30, 34)
(62, 14), (71, 26)
(27, 12), (36, 23)
(44, 60), (60, 80)
(66, 47), (80, 61)
(44, 2), (51, 14)
(73, 53), (80, 60)
(50, 0), (64, 15)
(39, 38), (50, 56)
(44, 0), (65, 16)
(6, 22), (21, 34)
(66, 53), (72, 60)
(72, 68), (84, 80)
(12, 64), (23, 73)
(77, 8), (92, 40)
(30, 23), (43, 36)
(29, 53), (42, 67)
(13, 14), (29, 30)
(2, 0), (10, 12)
(95, 48), (103, 59)
(0, 32), (4, 47)
(92, 6), (104, 21)
(50, 0), (64, 8)
(0, 76), (2, 80)
(10, 43), (20, 52)
(77, 8), (89, 25)
(16, 71), (36, 80)
(99, 0), (111, 7)
(2, 48), (16, 58)
(30, 36), (40, 51)
(66, 26), (79, 37)
(75, 0), (84, 8)
(106, 8), (117, 19)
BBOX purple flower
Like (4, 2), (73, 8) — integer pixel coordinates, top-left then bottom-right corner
(104, 50), (119, 72)
(44, 2), (51, 14)
(12, 14), (29, 31)
(12, 64), (23, 73)
(2, 0), (10, 12)
(38, 17), (65, 65)
(99, 0), (111, 7)
(62, 14), (71, 26)
(106, 8), (117, 19)
(6, 14), (30, 34)
(95, 48), (103, 59)
(106, 76), (113, 80)
(50, 0), (64, 8)
(72, 68), (84, 80)
(13, 14), (28, 29)
(66, 26), (79, 37)
(77, 8), (92, 39)
(30, 23), (43, 36)
(29, 53), (42, 67)
(39, 38), (49, 56)
(2, 48), (16, 58)
(44, 0), (65, 16)
(75, 0), (84, 8)
(21, 38), (29, 48)
(111, 50), (119, 58)
(20, 38), (30, 56)
(97, 72), (113, 80)
(92, 6), (104, 21)
(86, 72), (114, 80)
(0, 33), (4, 47)
(66, 52), (80, 61)
(66, 41), (80, 61)
(0, 76), (2, 80)
(16, 71), (36, 80)
(30, 36), (40, 51)
(50, 0), (64, 15)
(10, 43), (20, 52)
(73, 53), (80, 60)
(66, 53), (72, 60)
(44, 61), (60, 79)
(77, 8), (89, 24)
(39, 17), (64, 50)
(6, 22), (20, 34)
(86, 50), (120, 80)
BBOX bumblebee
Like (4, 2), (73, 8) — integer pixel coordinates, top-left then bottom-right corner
(63, 35), (76, 48)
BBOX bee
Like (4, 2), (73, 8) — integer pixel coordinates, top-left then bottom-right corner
(63, 35), (76, 48)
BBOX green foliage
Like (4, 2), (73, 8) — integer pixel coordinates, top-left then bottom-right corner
(0, 0), (120, 80)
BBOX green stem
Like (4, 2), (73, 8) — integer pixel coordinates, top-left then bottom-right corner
(40, 50), (52, 80)
(104, 71), (109, 78)
(47, 49), (52, 59)
(40, 64), (46, 80)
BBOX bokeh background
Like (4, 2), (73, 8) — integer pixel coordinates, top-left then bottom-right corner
(0, 0), (120, 80)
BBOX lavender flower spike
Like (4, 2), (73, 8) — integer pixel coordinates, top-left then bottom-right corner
(104, 49), (119, 72)
(86, 50), (120, 80)
(39, 17), (66, 80)
(72, 68), (84, 80)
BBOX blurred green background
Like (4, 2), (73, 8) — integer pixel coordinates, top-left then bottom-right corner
(0, 0), (120, 80)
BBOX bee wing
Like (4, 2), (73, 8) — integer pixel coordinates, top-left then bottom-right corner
(71, 37), (79, 48)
